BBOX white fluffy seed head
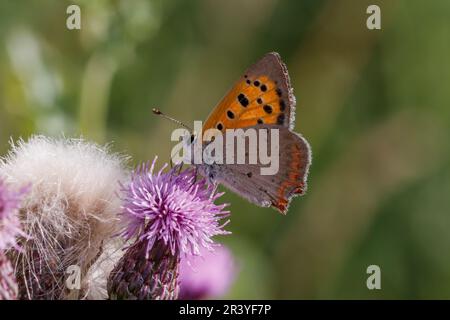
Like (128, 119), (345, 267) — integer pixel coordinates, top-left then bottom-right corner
(0, 135), (129, 299)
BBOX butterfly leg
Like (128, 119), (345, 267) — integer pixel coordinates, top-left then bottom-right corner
(194, 165), (198, 180)
(188, 166), (199, 189)
(177, 162), (184, 175)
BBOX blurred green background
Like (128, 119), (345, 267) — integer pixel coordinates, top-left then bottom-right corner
(1, 0), (450, 299)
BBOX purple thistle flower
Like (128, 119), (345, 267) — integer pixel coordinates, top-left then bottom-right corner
(179, 245), (237, 300)
(0, 179), (28, 300)
(108, 157), (230, 300)
(0, 179), (27, 252)
(0, 253), (17, 300)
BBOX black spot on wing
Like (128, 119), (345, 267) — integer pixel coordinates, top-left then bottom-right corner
(277, 114), (285, 124)
(237, 93), (249, 107)
(280, 99), (286, 111)
(263, 105), (273, 114)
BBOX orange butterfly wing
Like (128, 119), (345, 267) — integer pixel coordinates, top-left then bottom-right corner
(199, 52), (311, 214)
(202, 52), (295, 132)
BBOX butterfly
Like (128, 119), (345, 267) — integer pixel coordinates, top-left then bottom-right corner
(157, 52), (311, 214)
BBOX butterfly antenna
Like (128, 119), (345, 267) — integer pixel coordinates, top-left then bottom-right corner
(153, 108), (193, 170)
(152, 108), (192, 132)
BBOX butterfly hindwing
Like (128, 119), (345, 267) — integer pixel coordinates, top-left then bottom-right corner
(197, 125), (311, 214)
(202, 52), (295, 132)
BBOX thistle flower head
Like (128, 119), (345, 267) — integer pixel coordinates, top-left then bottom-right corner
(121, 157), (230, 257)
(109, 158), (230, 300)
(0, 179), (27, 300)
(0, 179), (27, 251)
(0, 136), (128, 299)
(0, 253), (17, 300)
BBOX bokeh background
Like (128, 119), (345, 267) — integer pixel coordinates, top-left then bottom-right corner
(1, 0), (450, 299)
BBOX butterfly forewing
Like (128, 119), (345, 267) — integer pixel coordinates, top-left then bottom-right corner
(202, 52), (295, 132)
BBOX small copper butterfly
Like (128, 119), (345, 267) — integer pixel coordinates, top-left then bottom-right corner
(156, 52), (311, 214)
